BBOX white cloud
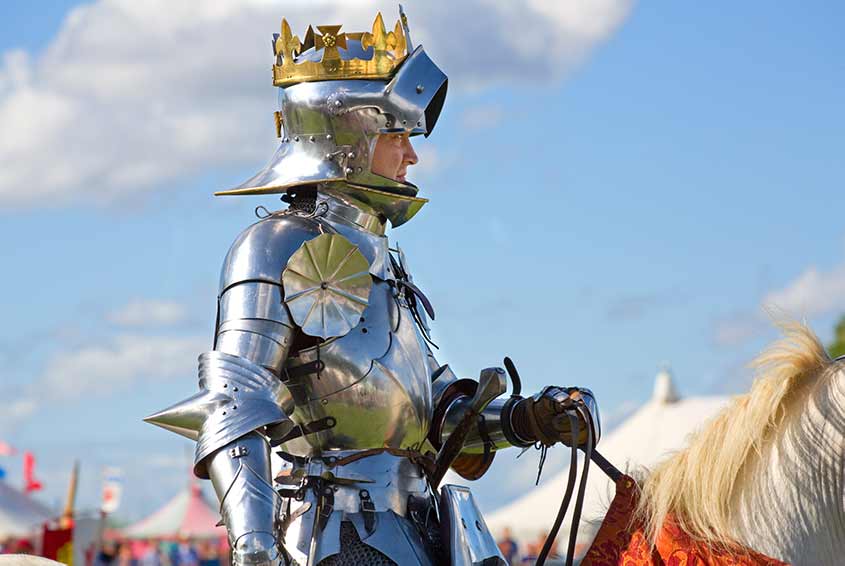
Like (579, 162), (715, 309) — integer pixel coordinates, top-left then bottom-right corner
(107, 299), (188, 327)
(0, 0), (633, 208)
(763, 263), (845, 318)
(0, 333), (205, 432)
(39, 334), (206, 400)
(712, 254), (845, 348)
(713, 311), (767, 347)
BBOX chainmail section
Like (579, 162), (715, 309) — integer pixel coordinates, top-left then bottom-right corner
(317, 522), (396, 566)
(282, 188), (318, 214)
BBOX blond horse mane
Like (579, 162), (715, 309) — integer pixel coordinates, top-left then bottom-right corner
(633, 321), (833, 548)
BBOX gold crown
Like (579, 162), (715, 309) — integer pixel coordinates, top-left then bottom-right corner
(273, 12), (410, 87)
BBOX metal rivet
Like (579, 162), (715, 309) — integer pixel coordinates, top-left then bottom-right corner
(362, 328), (368, 334)
(325, 154), (333, 160)
(326, 134), (333, 140)
(347, 152), (355, 159)
(360, 317), (366, 323)
(283, 137), (290, 143)
(402, 120), (407, 125)
(321, 399), (328, 405)
(417, 121), (422, 127)
(233, 387), (238, 392)
(385, 88), (391, 94)
(222, 411), (227, 415)
(416, 84), (424, 94)
(294, 136), (300, 142)
(461, 518), (467, 529)
(223, 383), (228, 388)
(232, 405), (237, 410)
(334, 99), (343, 107)
(320, 282), (329, 289)
(475, 520), (482, 530)
(356, 167), (363, 173)
(309, 136), (315, 142)
(345, 167), (353, 174)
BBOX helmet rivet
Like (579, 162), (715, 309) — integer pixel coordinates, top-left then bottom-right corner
(402, 120), (407, 125)
(345, 167), (353, 174)
(294, 136), (300, 142)
(417, 121), (422, 127)
(325, 153), (333, 160)
(326, 134), (333, 140)
(347, 152), (355, 159)
(334, 99), (343, 107)
(416, 85), (425, 94)
(283, 137), (290, 143)
(309, 136), (315, 142)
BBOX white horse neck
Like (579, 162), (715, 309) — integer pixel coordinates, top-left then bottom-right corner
(731, 363), (845, 566)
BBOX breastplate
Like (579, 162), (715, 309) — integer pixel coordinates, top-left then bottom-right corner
(279, 210), (434, 456)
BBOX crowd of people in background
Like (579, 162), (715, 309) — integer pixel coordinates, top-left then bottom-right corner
(497, 527), (562, 565)
(0, 535), (228, 565)
(93, 538), (228, 566)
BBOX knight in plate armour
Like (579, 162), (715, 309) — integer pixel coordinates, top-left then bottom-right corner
(146, 8), (600, 565)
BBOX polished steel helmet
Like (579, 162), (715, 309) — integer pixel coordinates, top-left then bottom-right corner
(218, 8), (448, 226)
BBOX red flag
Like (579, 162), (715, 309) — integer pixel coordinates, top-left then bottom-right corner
(23, 451), (43, 493)
(0, 441), (16, 456)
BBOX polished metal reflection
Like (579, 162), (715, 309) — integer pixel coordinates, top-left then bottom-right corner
(281, 451), (434, 565)
(439, 485), (506, 565)
(218, 38), (447, 230)
(144, 351), (294, 478)
(207, 432), (281, 565)
(282, 233), (373, 339)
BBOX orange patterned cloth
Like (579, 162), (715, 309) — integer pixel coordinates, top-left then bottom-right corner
(580, 475), (789, 566)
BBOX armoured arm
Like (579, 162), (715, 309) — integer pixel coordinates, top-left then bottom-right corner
(146, 216), (322, 564)
(429, 360), (601, 479)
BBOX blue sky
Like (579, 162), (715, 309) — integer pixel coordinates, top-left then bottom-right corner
(1, 0), (844, 521)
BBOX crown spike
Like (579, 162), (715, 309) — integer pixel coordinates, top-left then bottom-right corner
(272, 12), (412, 87)
(276, 18), (302, 63)
(393, 20), (406, 56)
(301, 25), (316, 52)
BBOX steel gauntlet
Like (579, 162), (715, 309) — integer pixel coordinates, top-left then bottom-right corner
(510, 387), (601, 447)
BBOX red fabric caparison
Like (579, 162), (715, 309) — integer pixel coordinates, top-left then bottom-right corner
(580, 475), (789, 566)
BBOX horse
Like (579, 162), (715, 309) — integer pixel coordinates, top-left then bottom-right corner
(618, 321), (845, 565)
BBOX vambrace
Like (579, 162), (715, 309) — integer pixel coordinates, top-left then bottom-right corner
(207, 432), (282, 566)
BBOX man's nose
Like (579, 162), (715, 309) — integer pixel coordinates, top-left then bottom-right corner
(403, 138), (419, 165)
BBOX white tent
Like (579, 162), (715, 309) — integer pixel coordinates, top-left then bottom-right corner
(486, 368), (730, 548)
(0, 481), (54, 538)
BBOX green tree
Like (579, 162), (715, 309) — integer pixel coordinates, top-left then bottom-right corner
(829, 315), (845, 359)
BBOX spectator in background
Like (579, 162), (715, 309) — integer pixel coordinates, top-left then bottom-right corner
(170, 537), (199, 566)
(12, 539), (34, 555)
(139, 539), (164, 566)
(521, 530), (560, 564)
(198, 540), (221, 566)
(117, 543), (137, 566)
(95, 541), (118, 566)
(497, 527), (520, 564)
